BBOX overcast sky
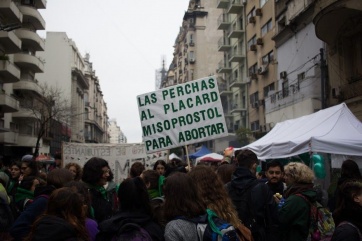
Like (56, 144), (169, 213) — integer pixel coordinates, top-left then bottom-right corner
(38, 0), (190, 143)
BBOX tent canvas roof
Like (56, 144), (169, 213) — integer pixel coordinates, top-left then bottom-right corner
(237, 103), (362, 159)
(189, 145), (212, 159)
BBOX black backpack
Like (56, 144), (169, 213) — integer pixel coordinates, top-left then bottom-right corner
(0, 195), (14, 232)
(115, 223), (153, 241)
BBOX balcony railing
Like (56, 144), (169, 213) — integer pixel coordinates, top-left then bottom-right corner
(217, 60), (232, 73)
(218, 37), (231, 52)
(217, 13), (231, 30)
(217, 0), (229, 9)
(227, 20), (244, 38)
(228, 49), (245, 62)
(228, 0), (244, 14)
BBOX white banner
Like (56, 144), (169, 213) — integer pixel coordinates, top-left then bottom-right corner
(62, 142), (167, 182)
(137, 76), (228, 153)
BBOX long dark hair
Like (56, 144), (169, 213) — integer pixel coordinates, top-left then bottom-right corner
(118, 177), (152, 215)
(82, 157), (109, 185)
(163, 172), (205, 221)
(341, 159), (362, 179)
(24, 187), (89, 241)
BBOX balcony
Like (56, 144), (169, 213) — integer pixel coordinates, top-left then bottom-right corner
(34, 0), (47, 9)
(230, 102), (246, 114)
(229, 76), (247, 88)
(15, 29), (45, 51)
(0, 60), (21, 83)
(13, 53), (44, 72)
(228, 0), (244, 14)
(217, 60), (232, 73)
(228, 49), (245, 62)
(227, 20), (244, 38)
(217, 0), (229, 8)
(72, 67), (89, 89)
(0, 93), (19, 112)
(313, 0), (360, 45)
(18, 5), (45, 30)
(0, 131), (17, 144)
(0, 31), (21, 53)
(217, 14), (231, 30)
(0, 0), (23, 23)
(17, 134), (38, 147)
(13, 79), (42, 96)
(339, 77), (362, 101)
(218, 37), (231, 52)
(12, 107), (40, 119)
(218, 83), (233, 96)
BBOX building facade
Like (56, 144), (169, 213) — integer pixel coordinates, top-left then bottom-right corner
(108, 118), (127, 144)
(0, 0), (48, 158)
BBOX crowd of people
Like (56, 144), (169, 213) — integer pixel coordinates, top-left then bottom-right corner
(0, 150), (361, 241)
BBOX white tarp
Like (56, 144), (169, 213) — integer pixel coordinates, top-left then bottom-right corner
(237, 103), (362, 160)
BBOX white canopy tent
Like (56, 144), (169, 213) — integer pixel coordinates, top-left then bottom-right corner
(236, 103), (362, 160)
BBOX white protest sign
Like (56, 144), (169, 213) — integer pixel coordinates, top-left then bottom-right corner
(62, 142), (167, 182)
(137, 76), (228, 153)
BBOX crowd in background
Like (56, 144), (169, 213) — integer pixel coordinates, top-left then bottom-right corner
(0, 150), (361, 241)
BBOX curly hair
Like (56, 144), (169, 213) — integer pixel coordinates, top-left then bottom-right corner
(82, 157), (109, 185)
(24, 187), (89, 241)
(64, 162), (82, 181)
(188, 165), (241, 227)
(284, 162), (315, 184)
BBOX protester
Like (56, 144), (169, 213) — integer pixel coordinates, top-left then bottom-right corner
(189, 165), (253, 241)
(82, 157), (113, 223)
(141, 170), (166, 227)
(163, 172), (206, 241)
(10, 168), (74, 241)
(227, 149), (278, 241)
(64, 162), (82, 181)
(7, 161), (21, 194)
(96, 177), (164, 241)
(129, 161), (145, 178)
(14, 176), (45, 212)
(216, 163), (236, 184)
(0, 174), (12, 240)
(329, 159), (362, 212)
(276, 162), (317, 241)
(24, 187), (89, 241)
(103, 167), (119, 213)
(265, 160), (286, 196)
(20, 157), (39, 180)
(153, 160), (167, 176)
(65, 181), (99, 241)
(331, 180), (362, 241)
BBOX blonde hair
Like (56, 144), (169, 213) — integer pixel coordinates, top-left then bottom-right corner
(284, 162), (315, 184)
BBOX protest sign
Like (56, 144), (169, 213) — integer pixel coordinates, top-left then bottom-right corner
(137, 76), (228, 153)
(62, 142), (167, 182)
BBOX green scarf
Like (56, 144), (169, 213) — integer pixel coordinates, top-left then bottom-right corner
(206, 209), (223, 236)
(95, 185), (108, 200)
(158, 175), (165, 196)
(148, 189), (160, 199)
(15, 187), (34, 202)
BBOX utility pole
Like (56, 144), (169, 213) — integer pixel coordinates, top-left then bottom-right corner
(320, 48), (326, 109)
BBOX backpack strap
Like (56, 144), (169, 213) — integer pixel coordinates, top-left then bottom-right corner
(338, 221), (362, 239)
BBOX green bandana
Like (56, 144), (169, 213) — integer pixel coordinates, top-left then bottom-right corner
(158, 175), (165, 196)
(206, 209), (223, 236)
(148, 189), (160, 199)
(96, 185), (108, 200)
(15, 187), (34, 202)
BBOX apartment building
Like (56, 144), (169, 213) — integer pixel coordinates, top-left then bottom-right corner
(313, 0), (362, 119)
(266, 0), (325, 125)
(37, 32), (109, 144)
(0, 0), (48, 158)
(161, 0), (225, 152)
(108, 118), (127, 144)
(216, 0), (249, 147)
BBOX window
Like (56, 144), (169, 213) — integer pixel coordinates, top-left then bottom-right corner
(262, 51), (274, 64)
(263, 83), (275, 97)
(247, 8), (256, 22)
(189, 34), (194, 45)
(249, 64), (258, 74)
(247, 35), (257, 49)
(189, 51), (195, 59)
(260, 0), (268, 7)
(282, 81), (289, 98)
(250, 91), (259, 106)
(251, 120), (260, 132)
(298, 72), (305, 81)
(261, 19), (272, 36)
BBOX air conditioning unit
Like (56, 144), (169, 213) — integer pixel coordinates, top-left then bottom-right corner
(256, 38), (263, 45)
(250, 44), (257, 51)
(254, 102), (259, 108)
(258, 65), (268, 75)
(249, 16), (256, 24)
(280, 71), (287, 79)
(256, 8), (262, 16)
(250, 73), (258, 80)
(259, 99), (265, 106)
(189, 58), (196, 64)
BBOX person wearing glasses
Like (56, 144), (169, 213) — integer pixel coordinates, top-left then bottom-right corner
(265, 160), (287, 196)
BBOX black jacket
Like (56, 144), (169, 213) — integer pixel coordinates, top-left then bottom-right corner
(96, 210), (164, 241)
(86, 184), (113, 223)
(30, 215), (78, 241)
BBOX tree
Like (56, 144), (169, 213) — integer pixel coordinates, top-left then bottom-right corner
(18, 83), (73, 158)
(235, 127), (253, 146)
